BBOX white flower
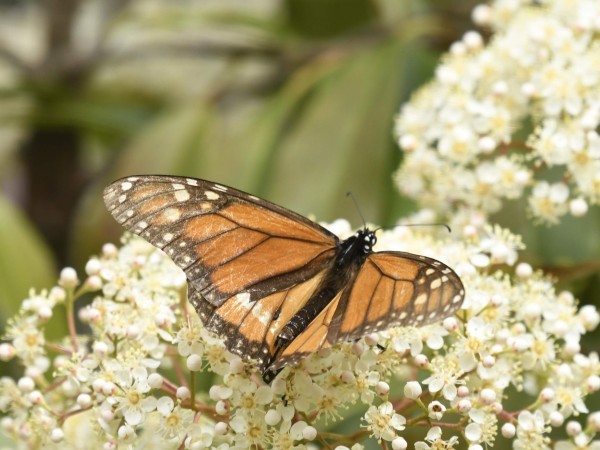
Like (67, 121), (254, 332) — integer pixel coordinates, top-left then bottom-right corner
(156, 396), (193, 440)
(514, 410), (549, 450)
(395, 0), (600, 223)
(363, 402), (406, 441)
(415, 426), (459, 450)
(109, 367), (157, 425)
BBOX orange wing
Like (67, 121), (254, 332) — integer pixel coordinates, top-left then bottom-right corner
(103, 176), (338, 312)
(328, 251), (465, 343)
(266, 291), (343, 373)
(188, 268), (328, 373)
(103, 175), (339, 373)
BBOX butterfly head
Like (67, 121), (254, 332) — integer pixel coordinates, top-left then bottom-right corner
(357, 228), (377, 254)
(336, 228), (376, 268)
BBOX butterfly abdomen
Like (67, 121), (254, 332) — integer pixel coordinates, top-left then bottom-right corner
(274, 229), (376, 351)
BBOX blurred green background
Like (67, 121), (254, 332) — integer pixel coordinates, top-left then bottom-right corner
(0, 0), (482, 321)
(0, 0), (598, 448)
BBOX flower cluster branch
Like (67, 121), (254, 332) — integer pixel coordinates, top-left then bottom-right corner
(395, 0), (600, 226)
(1, 223), (599, 449)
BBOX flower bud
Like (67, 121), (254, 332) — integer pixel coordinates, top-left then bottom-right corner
(176, 386), (191, 400)
(50, 427), (64, 443)
(376, 381), (390, 397)
(392, 437), (408, 450)
(302, 425), (317, 441)
(404, 381), (422, 400)
(59, 267), (79, 288)
(265, 409), (281, 426)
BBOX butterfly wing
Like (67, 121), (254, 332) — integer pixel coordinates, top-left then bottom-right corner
(329, 251), (465, 343)
(266, 290), (343, 373)
(187, 266), (329, 372)
(267, 252), (464, 373)
(103, 175), (339, 371)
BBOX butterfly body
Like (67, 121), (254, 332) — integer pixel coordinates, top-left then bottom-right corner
(274, 228), (375, 352)
(103, 175), (465, 381)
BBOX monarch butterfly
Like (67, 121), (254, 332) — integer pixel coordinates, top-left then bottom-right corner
(103, 175), (464, 381)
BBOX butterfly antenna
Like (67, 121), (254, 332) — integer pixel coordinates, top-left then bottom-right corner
(346, 191), (367, 229)
(396, 223), (452, 233)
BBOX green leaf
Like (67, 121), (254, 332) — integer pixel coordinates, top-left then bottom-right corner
(260, 39), (412, 225)
(0, 195), (56, 324)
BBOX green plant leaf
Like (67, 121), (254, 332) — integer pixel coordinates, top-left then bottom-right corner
(261, 39), (411, 225)
(0, 194), (56, 325)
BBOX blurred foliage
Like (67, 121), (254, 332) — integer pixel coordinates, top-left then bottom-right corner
(0, 0), (477, 338)
(0, 0), (598, 447)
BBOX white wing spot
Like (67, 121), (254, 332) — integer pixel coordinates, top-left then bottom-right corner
(441, 275), (449, 282)
(118, 194), (127, 203)
(429, 311), (437, 318)
(138, 221), (148, 230)
(164, 233), (174, 242)
(205, 190), (219, 200)
(126, 209), (134, 217)
(163, 208), (181, 222)
(249, 195), (259, 201)
(174, 190), (190, 202)
(179, 241), (187, 247)
(127, 177), (139, 181)
(425, 268), (435, 275)
(214, 184), (228, 192)
(453, 295), (462, 303)
(416, 314), (424, 321)
(121, 181), (133, 191)
(430, 278), (442, 290)
(230, 292), (253, 312)
(399, 312), (408, 320)
(251, 303), (272, 327)
(443, 304), (451, 312)
(172, 183), (184, 189)
(442, 268), (452, 274)
(414, 293), (428, 305)
(186, 179), (198, 186)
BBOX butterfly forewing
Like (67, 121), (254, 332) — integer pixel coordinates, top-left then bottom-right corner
(103, 176), (338, 310)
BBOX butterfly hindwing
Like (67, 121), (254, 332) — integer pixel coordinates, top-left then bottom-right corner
(202, 268), (330, 373)
(329, 252), (465, 343)
(267, 290), (343, 373)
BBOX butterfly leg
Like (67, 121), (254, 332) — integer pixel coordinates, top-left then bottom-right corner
(262, 367), (283, 384)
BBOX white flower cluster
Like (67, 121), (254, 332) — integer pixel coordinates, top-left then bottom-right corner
(395, 0), (600, 226)
(1, 223), (599, 449)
